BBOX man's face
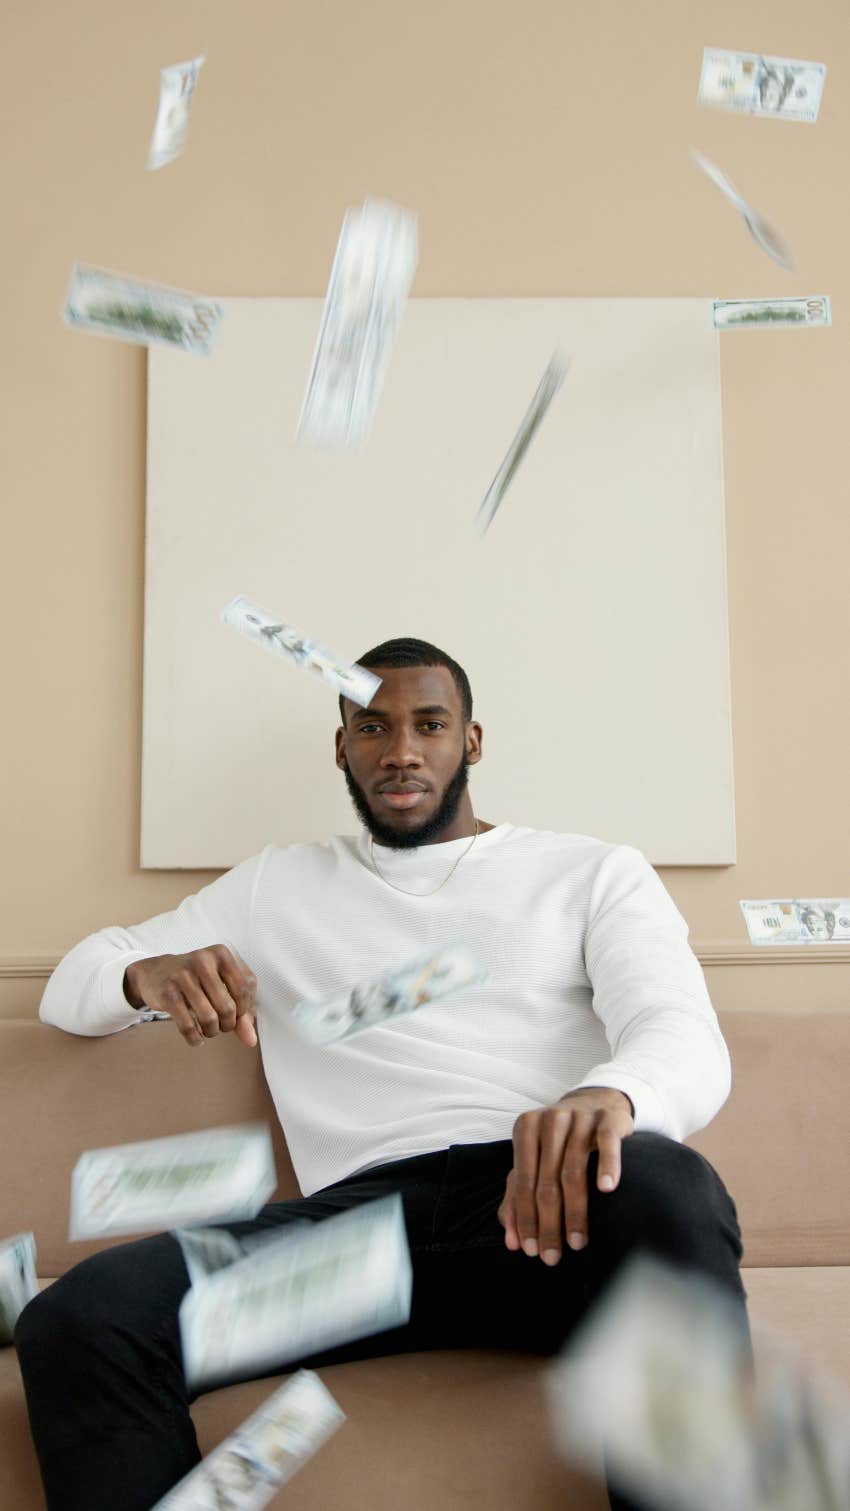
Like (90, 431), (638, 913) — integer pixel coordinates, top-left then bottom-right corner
(335, 664), (482, 849)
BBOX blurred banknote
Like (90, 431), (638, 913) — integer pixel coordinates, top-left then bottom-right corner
(297, 198), (418, 449)
(0, 1232), (37, 1344)
(148, 54), (205, 169)
(221, 595), (380, 709)
(70, 1124), (277, 1241)
(152, 1369), (345, 1509)
(476, 353), (569, 535)
(691, 149), (794, 270)
(698, 48), (826, 124)
(713, 297), (831, 330)
(173, 1222), (313, 1288)
(546, 1252), (850, 1510)
(292, 943), (487, 1045)
(63, 264), (222, 355)
(179, 1193), (412, 1390)
(740, 899), (850, 946)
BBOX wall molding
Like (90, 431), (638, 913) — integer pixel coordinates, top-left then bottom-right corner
(2, 944), (849, 982)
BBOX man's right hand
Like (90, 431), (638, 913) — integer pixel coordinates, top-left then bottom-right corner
(123, 946), (258, 1049)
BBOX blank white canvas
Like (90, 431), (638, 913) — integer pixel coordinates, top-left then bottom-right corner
(143, 298), (734, 868)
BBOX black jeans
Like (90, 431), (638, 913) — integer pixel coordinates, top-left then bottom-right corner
(15, 1131), (750, 1511)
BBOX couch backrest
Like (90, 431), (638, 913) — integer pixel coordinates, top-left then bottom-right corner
(1, 1011), (847, 1276)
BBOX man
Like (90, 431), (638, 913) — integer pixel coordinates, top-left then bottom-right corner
(15, 637), (750, 1511)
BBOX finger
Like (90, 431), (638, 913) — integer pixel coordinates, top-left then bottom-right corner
(497, 1172), (521, 1251)
(511, 1113), (543, 1257)
(234, 1013), (258, 1048)
(559, 1116), (597, 1251)
(217, 945), (258, 1027)
(176, 972), (221, 1039)
(535, 1108), (572, 1265)
(157, 985), (205, 1048)
(595, 1127), (624, 1192)
(196, 957), (239, 1033)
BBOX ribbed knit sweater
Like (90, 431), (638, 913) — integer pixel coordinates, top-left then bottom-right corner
(39, 824), (730, 1196)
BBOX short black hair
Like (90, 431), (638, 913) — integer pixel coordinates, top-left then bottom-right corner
(338, 637), (473, 725)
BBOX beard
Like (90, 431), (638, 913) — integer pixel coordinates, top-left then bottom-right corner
(342, 748), (470, 849)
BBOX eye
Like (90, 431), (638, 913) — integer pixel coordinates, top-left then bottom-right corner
(421, 722), (445, 732)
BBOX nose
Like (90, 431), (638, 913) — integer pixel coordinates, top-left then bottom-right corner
(378, 726), (425, 770)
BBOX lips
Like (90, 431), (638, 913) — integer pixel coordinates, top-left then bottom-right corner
(377, 783), (428, 811)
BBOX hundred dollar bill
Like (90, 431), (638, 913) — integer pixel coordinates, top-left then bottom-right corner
(63, 264), (222, 355)
(476, 353), (569, 535)
(173, 1221), (313, 1289)
(70, 1124), (277, 1241)
(220, 595), (380, 709)
(297, 198), (418, 450)
(546, 1253), (850, 1511)
(0, 1232), (37, 1344)
(713, 297), (831, 330)
(179, 1193), (412, 1390)
(292, 943), (487, 1046)
(740, 899), (850, 946)
(152, 1370), (345, 1510)
(691, 149), (794, 270)
(698, 48), (826, 124)
(148, 55), (205, 170)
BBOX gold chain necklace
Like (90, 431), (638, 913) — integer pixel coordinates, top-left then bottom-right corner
(369, 820), (480, 897)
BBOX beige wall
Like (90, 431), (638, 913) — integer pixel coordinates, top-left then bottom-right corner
(2, 0), (849, 1017)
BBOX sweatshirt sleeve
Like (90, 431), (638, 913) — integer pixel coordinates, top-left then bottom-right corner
(566, 844), (731, 1141)
(39, 848), (270, 1037)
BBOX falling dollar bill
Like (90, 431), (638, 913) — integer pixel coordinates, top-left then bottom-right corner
(297, 198), (418, 450)
(0, 1232), (37, 1344)
(179, 1194), (412, 1391)
(63, 264), (223, 355)
(698, 48), (826, 124)
(152, 1369), (345, 1510)
(70, 1124), (277, 1241)
(691, 149), (794, 270)
(546, 1253), (850, 1511)
(220, 595), (380, 709)
(173, 1221), (313, 1289)
(713, 297), (831, 330)
(740, 899), (850, 946)
(476, 353), (569, 535)
(148, 55), (205, 170)
(292, 943), (487, 1046)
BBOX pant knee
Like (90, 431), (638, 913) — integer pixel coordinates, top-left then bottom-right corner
(596, 1132), (744, 1263)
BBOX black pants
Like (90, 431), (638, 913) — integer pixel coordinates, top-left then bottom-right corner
(15, 1131), (751, 1511)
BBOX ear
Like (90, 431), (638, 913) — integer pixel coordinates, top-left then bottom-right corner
(335, 726), (346, 771)
(465, 720), (484, 767)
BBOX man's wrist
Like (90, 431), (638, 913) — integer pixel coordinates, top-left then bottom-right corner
(123, 962), (146, 1010)
(560, 1085), (635, 1118)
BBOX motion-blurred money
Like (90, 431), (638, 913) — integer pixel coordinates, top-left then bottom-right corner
(476, 353), (568, 535)
(179, 1193), (412, 1390)
(0, 1232), (37, 1344)
(63, 265), (222, 355)
(152, 1369), (345, 1510)
(740, 899), (850, 945)
(698, 48), (826, 123)
(173, 1222), (312, 1288)
(691, 149), (794, 270)
(220, 595), (380, 709)
(546, 1253), (850, 1511)
(148, 55), (205, 170)
(292, 943), (487, 1045)
(713, 297), (831, 330)
(70, 1124), (277, 1241)
(297, 198), (418, 449)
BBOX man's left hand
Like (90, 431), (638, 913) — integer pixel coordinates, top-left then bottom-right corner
(496, 1087), (635, 1265)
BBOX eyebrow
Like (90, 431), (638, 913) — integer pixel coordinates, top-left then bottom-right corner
(351, 704), (454, 723)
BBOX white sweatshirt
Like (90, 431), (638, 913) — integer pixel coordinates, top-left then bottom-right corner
(39, 825), (730, 1196)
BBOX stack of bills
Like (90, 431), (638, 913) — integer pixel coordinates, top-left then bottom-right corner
(63, 265), (223, 355)
(698, 48), (826, 124)
(148, 55), (205, 170)
(546, 1253), (850, 1510)
(0, 1232), (38, 1344)
(179, 1193), (412, 1390)
(691, 149), (794, 270)
(297, 198), (418, 449)
(220, 595), (380, 709)
(740, 899), (850, 945)
(70, 1124), (277, 1241)
(713, 298), (831, 330)
(292, 943), (487, 1045)
(152, 1369), (345, 1510)
(476, 353), (569, 535)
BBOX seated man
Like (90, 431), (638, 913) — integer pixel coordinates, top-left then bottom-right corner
(15, 636), (751, 1511)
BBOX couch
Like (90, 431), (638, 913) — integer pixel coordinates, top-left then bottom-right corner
(1, 1009), (849, 1509)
